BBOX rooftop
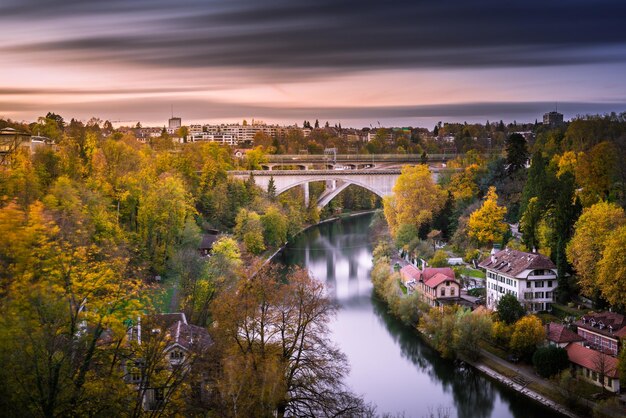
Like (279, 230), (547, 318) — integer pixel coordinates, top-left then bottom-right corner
(576, 312), (626, 338)
(478, 248), (555, 277)
(566, 343), (619, 378)
(546, 322), (585, 344)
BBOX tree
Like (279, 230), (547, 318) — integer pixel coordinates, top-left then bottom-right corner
(453, 308), (493, 361)
(505, 133), (528, 174)
(496, 294), (525, 324)
(314, 119), (320, 129)
(138, 173), (195, 274)
(532, 346), (569, 378)
(596, 225), (626, 308)
(467, 186), (509, 246)
(383, 165), (447, 237)
(211, 265), (367, 417)
(429, 250), (449, 267)
(234, 208), (266, 255)
(267, 175), (277, 201)
(510, 315), (545, 360)
(519, 197), (541, 251)
(261, 206), (288, 247)
(566, 202), (626, 302)
(619, 346), (626, 389)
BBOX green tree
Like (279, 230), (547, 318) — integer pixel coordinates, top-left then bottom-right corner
(496, 294), (526, 324)
(467, 186), (509, 246)
(532, 346), (570, 378)
(261, 206), (288, 248)
(234, 208), (266, 255)
(429, 250), (449, 267)
(267, 175), (277, 201)
(519, 197), (541, 250)
(453, 308), (493, 361)
(505, 133), (528, 174)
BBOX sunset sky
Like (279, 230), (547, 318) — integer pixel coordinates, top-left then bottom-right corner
(1, 0), (626, 128)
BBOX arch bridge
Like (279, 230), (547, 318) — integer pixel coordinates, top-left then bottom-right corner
(228, 169), (442, 208)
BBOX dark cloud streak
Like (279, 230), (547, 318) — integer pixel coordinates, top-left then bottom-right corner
(2, 0), (626, 73)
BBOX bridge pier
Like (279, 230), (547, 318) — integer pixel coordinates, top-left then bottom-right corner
(303, 182), (309, 207)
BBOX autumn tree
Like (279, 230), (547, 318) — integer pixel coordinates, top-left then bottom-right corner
(383, 164), (447, 237)
(566, 201), (626, 303)
(467, 186), (509, 246)
(234, 208), (266, 254)
(596, 225), (626, 309)
(510, 315), (545, 360)
(138, 173), (196, 274)
(0, 202), (145, 417)
(210, 265), (367, 417)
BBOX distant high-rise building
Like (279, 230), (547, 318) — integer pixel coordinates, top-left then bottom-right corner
(168, 117), (182, 130)
(543, 111), (563, 127)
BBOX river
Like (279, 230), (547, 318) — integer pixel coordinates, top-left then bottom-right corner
(279, 212), (564, 418)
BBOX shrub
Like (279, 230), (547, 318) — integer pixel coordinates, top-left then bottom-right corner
(532, 346), (570, 378)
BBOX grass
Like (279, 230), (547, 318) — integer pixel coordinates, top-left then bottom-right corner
(527, 382), (568, 405)
(398, 280), (408, 295)
(459, 266), (486, 279)
(536, 312), (561, 324)
(480, 341), (509, 360)
(468, 287), (486, 297)
(551, 302), (590, 318)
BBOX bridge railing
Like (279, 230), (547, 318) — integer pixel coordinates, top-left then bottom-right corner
(265, 153), (501, 163)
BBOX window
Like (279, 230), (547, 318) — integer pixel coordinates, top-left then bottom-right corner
(445, 281), (450, 286)
(524, 292), (533, 299)
(451, 288), (455, 296)
(535, 281), (544, 288)
(547, 280), (553, 287)
(526, 281), (531, 288)
(440, 287), (445, 296)
(534, 292), (544, 298)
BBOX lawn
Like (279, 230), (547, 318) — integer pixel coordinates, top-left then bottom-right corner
(151, 280), (178, 313)
(459, 267), (486, 279)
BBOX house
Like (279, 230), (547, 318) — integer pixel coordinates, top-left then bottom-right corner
(199, 233), (219, 256)
(479, 248), (557, 313)
(126, 313), (212, 411)
(416, 267), (460, 307)
(545, 322), (585, 348)
(574, 312), (626, 356)
(566, 343), (620, 393)
(400, 264), (420, 293)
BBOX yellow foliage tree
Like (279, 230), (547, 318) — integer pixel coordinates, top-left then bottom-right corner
(383, 165), (447, 237)
(510, 315), (545, 359)
(596, 225), (626, 308)
(566, 201), (626, 300)
(467, 186), (509, 246)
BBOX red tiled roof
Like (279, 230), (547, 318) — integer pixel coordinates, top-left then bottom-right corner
(478, 249), (555, 277)
(546, 323), (585, 344)
(575, 312), (626, 339)
(400, 264), (421, 281)
(422, 267), (455, 281)
(425, 272), (457, 288)
(566, 344), (619, 378)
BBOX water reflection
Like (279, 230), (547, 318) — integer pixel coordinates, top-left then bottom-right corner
(280, 214), (563, 418)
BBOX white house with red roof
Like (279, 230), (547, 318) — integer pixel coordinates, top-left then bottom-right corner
(479, 248), (557, 313)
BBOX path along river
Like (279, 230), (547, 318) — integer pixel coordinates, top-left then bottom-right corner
(279, 212), (564, 418)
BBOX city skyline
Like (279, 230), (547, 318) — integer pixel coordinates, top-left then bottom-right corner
(1, 0), (626, 127)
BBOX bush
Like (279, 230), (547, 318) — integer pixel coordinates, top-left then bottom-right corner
(497, 294), (526, 324)
(532, 346), (570, 378)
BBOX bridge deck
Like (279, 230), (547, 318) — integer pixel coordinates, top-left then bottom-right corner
(230, 169), (403, 176)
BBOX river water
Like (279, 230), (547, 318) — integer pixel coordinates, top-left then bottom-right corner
(279, 212), (563, 418)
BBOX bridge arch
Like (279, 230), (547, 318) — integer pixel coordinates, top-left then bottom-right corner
(275, 176), (387, 208)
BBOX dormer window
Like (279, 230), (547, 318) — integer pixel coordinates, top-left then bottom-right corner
(590, 319), (596, 327)
(582, 317), (587, 324)
(608, 325), (613, 333)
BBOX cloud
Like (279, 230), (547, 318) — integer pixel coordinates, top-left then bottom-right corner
(3, 95), (624, 127)
(2, 0), (626, 74)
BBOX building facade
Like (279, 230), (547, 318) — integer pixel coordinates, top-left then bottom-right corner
(400, 265), (460, 307)
(574, 312), (626, 356)
(479, 248), (557, 313)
